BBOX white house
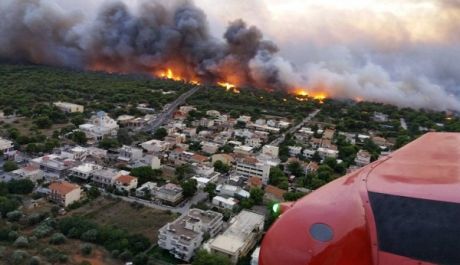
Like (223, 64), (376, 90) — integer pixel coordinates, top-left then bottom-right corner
(355, 150), (371, 167)
(118, 145), (143, 163)
(79, 111), (119, 141)
(212, 196), (238, 210)
(262, 145), (279, 158)
(53, 102), (84, 113)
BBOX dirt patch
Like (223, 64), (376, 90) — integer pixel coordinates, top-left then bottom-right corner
(69, 197), (175, 241)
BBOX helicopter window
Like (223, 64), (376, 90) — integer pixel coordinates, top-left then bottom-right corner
(369, 191), (460, 265)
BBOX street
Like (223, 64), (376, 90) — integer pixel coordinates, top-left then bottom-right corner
(144, 86), (201, 133)
(267, 109), (320, 147)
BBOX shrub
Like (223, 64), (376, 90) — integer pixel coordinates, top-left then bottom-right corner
(80, 243), (93, 256)
(119, 250), (132, 261)
(7, 210), (23, 222)
(58, 254), (68, 263)
(26, 213), (44, 226)
(33, 224), (53, 238)
(13, 236), (29, 248)
(49, 233), (66, 245)
(8, 230), (19, 241)
(29, 256), (41, 265)
(81, 229), (98, 242)
(10, 250), (29, 265)
(110, 249), (120, 258)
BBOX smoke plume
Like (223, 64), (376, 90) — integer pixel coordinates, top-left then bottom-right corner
(1, 0), (459, 111)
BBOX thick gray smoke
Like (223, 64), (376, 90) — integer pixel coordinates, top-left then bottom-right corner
(0, 0), (459, 111)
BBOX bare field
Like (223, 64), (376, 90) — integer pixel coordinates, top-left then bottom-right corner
(70, 197), (176, 241)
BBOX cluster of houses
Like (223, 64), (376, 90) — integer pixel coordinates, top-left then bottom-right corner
(158, 208), (265, 264)
(0, 102), (402, 264)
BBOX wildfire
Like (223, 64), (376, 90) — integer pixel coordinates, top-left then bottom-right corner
(293, 89), (328, 103)
(158, 68), (183, 82)
(218, 82), (240, 93)
(154, 68), (201, 85)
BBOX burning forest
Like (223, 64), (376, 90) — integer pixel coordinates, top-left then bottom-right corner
(1, 0), (460, 111)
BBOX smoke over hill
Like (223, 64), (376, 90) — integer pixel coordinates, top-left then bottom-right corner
(1, 0), (459, 111)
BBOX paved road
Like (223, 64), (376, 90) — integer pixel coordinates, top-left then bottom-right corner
(110, 190), (208, 215)
(267, 109), (320, 147)
(144, 86), (201, 133)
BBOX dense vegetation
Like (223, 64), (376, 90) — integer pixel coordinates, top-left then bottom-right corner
(0, 64), (192, 116)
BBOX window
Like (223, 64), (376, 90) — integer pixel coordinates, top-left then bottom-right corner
(369, 192), (460, 265)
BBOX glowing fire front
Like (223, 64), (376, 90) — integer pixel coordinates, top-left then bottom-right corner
(294, 89), (328, 102)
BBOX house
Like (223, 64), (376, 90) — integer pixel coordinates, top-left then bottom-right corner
(212, 154), (235, 166)
(69, 163), (103, 180)
(237, 115), (251, 123)
(61, 146), (88, 161)
(209, 210), (265, 264)
(264, 185), (287, 202)
(355, 150), (371, 167)
(79, 111), (119, 141)
(156, 183), (184, 206)
(48, 181), (81, 207)
(234, 145), (253, 155)
(87, 147), (108, 160)
(305, 162), (319, 174)
(179, 105), (197, 114)
(135, 182), (158, 198)
(310, 137), (322, 149)
(317, 147), (339, 159)
(235, 157), (271, 184)
(212, 196), (238, 210)
(288, 146), (302, 157)
(202, 142), (220, 154)
(11, 165), (44, 183)
(118, 145), (143, 163)
(262, 145), (279, 158)
(53, 102), (84, 113)
(218, 184), (250, 199)
(31, 154), (78, 179)
(0, 137), (14, 157)
(92, 168), (129, 188)
(245, 137), (262, 148)
(141, 139), (170, 153)
(114, 175), (138, 191)
(158, 209), (223, 261)
(206, 110), (221, 117)
(373, 112), (389, 122)
(303, 149), (316, 159)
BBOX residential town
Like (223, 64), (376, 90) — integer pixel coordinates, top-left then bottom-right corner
(0, 93), (422, 265)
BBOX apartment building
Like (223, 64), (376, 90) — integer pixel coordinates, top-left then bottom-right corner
(209, 210), (265, 264)
(158, 209), (223, 261)
(235, 157), (271, 184)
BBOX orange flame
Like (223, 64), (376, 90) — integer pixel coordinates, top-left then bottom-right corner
(218, 81), (240, 93)
(293, 89), (328, 103)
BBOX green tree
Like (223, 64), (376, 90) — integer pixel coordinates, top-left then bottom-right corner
(87, 186), (101, 199)
(213, 160), (230, 174)
(130, 166), (161, 184)
(283, 191), (306, 201)
(204, 182), (217, 201)
(7, 179), (35, 194)
(181, 179), (198, 198)
(71, 131), (87, 145)
(98, 138), (120, 149)
(193, 250), (232, 265)
(34, 116), (52, 129)
(3, 161), (18, 172)
(249, 188), (264, 205)
(0, 197), (20, 217)
(287, 161), (304, 178)
(153, 127), (167, 140)
(175, 164), (194, 180)
(269, 167), (289, 189)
